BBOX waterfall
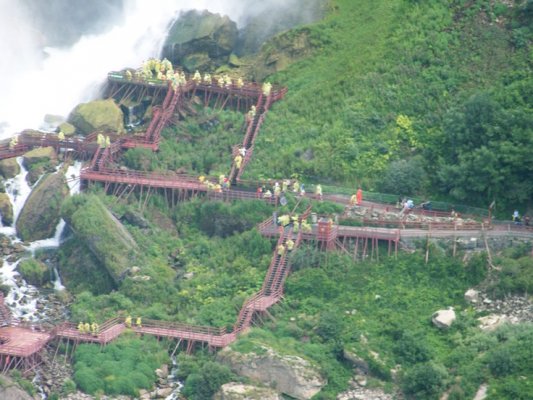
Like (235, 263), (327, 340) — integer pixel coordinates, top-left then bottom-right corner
(0, 160), (83, 320)
(0, 0), (269, 139)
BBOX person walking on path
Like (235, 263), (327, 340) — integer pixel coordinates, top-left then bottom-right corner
(356, 187), (363, 205)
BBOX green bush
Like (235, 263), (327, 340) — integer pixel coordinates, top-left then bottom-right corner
(402, 362), (448, 399)
(392, 331), (432, 365)
(181, 361), (234, 400)
(73, 335), (168, 396)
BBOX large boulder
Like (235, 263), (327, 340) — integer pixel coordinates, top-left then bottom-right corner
(23, 146), (58, 169)
(68, 99), (124, 136)
(162, 10), (238, 71)
(0, 158), (20, 179)
(0, 193), (13, 226)
(214, 382), (282, 400)
(218, 345), (326, 400)
(431, 307), (456, 329)
(61, 194), (138, 284)
(16, 172), (69, 242)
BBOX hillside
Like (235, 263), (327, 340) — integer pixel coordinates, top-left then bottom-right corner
(1, 1), (532, 400)
(247, 0), (532, 213)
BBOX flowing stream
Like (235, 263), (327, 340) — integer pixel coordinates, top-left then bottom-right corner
(0, 161), (82, 322)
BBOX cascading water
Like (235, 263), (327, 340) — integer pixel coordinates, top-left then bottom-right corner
(0, 160), (83, 321)
(0, 0), (271, 139)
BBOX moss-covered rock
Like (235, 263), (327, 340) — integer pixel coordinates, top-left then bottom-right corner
(58, 239), (116, 294)
(61, 194), (138, 284)
(68, 99), (124, 136)
(0, 158), (20, 179)
(162, 10), (238, 71)
(16, 172), (69, 241)
(58, 121), (76, 136)
(0, 193), (13, 226)
(17, 258), (49, 286)
(22, 146), (57, 169)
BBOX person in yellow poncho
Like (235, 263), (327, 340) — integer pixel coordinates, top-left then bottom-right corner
(234, 154), (243, 170)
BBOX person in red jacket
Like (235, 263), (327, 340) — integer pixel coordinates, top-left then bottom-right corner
(356, 187), (363, 205)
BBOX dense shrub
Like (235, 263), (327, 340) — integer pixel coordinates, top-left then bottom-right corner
(181, 361), (234, 400)
(73, 335), (168, 396)
(402, 362), (448, 399)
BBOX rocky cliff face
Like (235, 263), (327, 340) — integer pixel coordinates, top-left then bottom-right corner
(16, 171), (69, 242)
(218, 345), (326, 400)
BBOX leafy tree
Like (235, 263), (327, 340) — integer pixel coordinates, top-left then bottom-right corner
(379, 156), (428, 196)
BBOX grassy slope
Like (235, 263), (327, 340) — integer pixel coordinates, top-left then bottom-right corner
(246, 0), (532, 210)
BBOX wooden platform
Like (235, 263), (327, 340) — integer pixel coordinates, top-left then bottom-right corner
(0, 326), (50, 357)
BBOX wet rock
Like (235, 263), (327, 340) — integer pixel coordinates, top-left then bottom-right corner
(0, 158), (20, 179)
(0, 192), (13, 226)
(162, 10), (238, 71)
(16, 171), (69, 242)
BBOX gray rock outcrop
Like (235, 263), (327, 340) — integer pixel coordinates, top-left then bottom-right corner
(431, 307), (456, 329)
(68, 99), (124, 136)
(16, 171), (69, 241)
(218, 345), (326, 399)
(214, 382), (282, 400)
(0, 374), (34, 400)
(162, 10), (238, 71)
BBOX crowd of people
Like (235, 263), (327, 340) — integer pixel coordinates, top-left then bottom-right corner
(129, 58), (271, 94)
(77, 321), (100, 337)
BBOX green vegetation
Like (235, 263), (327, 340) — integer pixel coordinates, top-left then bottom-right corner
(246, 0), (532, 213)
(17, 258), (49, 286)
(52, 1), (533, 399)
(72, 334), (168, 397)
(61, 194), (139, 283)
